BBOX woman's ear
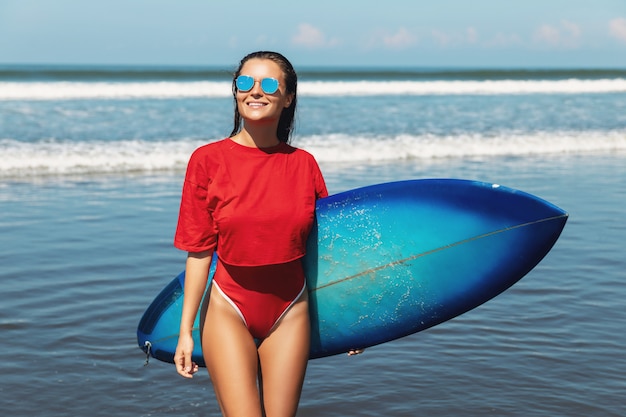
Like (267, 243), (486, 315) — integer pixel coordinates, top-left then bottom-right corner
(284, 94), (294, 108)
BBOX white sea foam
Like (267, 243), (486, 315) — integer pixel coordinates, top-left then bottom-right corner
(300, 79), (626, 96)
(2, 79), (626, 100)
(0, 81), (227, 100)
(302, 131), (626, 162)
(2, 130), (625, 178)
(0, 138), (203, 177)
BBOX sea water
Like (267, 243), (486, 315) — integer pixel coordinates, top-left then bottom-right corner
(1, 66), (625, 416)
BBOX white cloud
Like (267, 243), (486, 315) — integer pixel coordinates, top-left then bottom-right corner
(382, 27), (417, 49)
(609, 17), (626, 43)
(466, 27), (478, 44)
(533, 21), (581, 48)
(483, 32), (524, 48)
(534, 24), (561, 45)
(291, 23), (339, 48)
(430, 27), (479, 47)
(431, 29), (453, 46)
(562, 20), (582, 39)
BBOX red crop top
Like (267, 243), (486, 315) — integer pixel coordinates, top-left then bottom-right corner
(174, 138), (328, 266)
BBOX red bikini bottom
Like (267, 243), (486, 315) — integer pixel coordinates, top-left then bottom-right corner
(212, 259), (306, 340)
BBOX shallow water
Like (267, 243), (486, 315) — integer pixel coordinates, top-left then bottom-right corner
(1, 152), (625, 416)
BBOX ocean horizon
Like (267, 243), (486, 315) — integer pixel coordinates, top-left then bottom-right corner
(2, 65), (626, 179)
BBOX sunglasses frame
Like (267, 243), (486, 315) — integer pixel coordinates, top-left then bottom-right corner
(235, 75), (280, 94)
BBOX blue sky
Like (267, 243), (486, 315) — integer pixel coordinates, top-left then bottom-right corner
(1, 0), (625, 68)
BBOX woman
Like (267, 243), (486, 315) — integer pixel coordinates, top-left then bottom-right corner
(172, 51), (327, 417)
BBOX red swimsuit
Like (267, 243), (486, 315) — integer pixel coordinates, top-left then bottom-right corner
(174, 138), (328, 339)
(212, 260), (306, 338)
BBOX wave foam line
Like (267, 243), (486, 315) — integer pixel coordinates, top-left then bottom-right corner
(1, 131), (624, 177)
(2, 79), (626, 100)
(302, 131), (626, 162)
(0, 139), (203, 177)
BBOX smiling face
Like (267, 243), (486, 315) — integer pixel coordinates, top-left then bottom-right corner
(235, 58), (294, 128)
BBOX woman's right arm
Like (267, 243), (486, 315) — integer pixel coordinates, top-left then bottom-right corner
(174, 250), (213, 378)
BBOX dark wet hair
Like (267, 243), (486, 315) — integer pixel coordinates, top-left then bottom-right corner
(229, 51), (298, 143)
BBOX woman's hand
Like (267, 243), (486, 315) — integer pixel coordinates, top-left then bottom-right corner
(174, 333), (199, 378)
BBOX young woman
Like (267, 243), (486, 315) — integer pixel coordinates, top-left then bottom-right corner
(172, 51), (328, 417)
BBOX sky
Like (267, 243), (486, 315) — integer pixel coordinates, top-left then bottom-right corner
(1, 0), (626, 68)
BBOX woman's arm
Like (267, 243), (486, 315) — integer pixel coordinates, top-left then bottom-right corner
(174, 250), (213, 378)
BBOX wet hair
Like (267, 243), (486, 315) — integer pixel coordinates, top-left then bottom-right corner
(229, 51), (298, 143)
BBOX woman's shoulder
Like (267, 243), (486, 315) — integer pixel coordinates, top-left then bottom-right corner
(183, 139), (231, 181)
(187, 138), (230, 162)
(288, 144), (317, 161)
(192, 138), (229, 154)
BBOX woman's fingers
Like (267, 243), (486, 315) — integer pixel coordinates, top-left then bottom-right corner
(175, 342), (198, 378)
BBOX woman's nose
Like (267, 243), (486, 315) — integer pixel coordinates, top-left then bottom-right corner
(250, 80), (263, 95)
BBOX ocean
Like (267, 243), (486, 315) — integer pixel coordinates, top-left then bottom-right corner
(1, 65), (625, 416)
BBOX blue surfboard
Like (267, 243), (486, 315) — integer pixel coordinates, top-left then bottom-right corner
(137, 179), (567, 365)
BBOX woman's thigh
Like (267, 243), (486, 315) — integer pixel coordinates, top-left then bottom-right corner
(202, 284), (263, 417)
(257, 293), (310, 417)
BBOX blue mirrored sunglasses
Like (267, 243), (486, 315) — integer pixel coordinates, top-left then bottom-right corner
(235, 75), (280, 94)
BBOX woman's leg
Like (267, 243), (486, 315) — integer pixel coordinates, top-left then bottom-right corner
(257, 292), (310, 417)
(202, 284), (263, 417)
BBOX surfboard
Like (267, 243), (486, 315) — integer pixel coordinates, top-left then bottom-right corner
(137, 179), (567, 365)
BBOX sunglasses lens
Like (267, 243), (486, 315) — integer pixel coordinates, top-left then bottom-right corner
(236, 76), (279, 94)
(236, 75), (254, 92)
(260, 78), (279, 94)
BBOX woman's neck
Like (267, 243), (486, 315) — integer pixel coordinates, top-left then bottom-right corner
(232, 125), (281, 148)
